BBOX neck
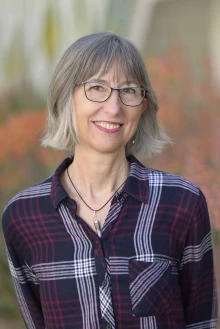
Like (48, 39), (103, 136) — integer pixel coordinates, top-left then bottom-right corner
(68, 147), (129, 199)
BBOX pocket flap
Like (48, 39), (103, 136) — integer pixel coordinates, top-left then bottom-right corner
(129, 260), (173, 317)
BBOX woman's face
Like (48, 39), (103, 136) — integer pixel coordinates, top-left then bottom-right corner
(73, 66), (147, 155)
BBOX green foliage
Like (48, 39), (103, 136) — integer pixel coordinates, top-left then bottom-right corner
(3, 29), (26, 86)
(42, 4), (61, 62)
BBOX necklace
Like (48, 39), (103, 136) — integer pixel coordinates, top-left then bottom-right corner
(67, 167), (127, 237)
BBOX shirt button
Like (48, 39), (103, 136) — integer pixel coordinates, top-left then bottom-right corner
(102, 279), (107, 287)
(106, 324), (112, 329)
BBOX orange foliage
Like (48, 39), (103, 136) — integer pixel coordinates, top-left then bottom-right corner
(0, 111), (65, 191)
(0, 112), (45, 158)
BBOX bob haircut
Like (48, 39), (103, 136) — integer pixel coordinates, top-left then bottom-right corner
(42, 32), (171, 158)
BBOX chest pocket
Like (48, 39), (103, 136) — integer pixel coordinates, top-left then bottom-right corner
(129, 259), (173, 317)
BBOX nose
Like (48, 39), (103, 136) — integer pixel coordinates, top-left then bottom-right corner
(104, 88), (121, 113)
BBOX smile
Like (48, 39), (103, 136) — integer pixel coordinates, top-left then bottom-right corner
(94, 122), (121, 129)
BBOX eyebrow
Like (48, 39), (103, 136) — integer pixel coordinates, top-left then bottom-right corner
(87, 78), (139, 86)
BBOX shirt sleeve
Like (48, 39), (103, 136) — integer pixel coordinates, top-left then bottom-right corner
(2, 209), (45, 329)
(178, 189), (218, 328)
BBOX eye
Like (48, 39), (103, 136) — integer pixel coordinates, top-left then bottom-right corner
(121, 87), (136, 94)
(89, 84), (105, 91)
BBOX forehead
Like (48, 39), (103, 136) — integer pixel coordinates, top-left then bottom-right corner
(89, 61), (138, 84)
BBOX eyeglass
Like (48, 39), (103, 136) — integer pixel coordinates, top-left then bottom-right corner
(79, 81), (146, 107)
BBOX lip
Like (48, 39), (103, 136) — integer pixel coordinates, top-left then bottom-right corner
(93, 121), (123, 133)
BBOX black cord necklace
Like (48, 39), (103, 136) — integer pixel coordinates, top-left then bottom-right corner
(66, 167), (127, 237)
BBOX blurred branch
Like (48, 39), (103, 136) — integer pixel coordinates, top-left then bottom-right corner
(42, 4), (61, 63)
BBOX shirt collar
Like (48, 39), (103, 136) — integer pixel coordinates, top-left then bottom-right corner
(51, 156), (73, 209)
(51, 155), (149, 209)
(123, 155), (149, 204)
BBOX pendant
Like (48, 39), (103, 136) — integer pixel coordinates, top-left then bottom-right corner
(93, 211), (102, 238)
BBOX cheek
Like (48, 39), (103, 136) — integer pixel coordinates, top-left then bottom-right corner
(130, 111), (143, 127)
(128, 112), (143, 137)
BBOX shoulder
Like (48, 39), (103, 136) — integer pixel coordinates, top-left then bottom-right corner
(2, 175), (53, 232)
(146, 169), (208, 229)
(131, 157), (207, 216)
(131, 156), (200, 195)
(153, 169), (200, 195)
(2, 156), (72, 234)
(148, 169), (209, 223)
(4, 175), (53, 210)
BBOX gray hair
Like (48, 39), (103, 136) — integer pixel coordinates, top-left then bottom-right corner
(42, 32), (171, 158)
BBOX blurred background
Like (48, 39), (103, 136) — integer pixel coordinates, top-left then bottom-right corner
(0, 0), (219, 327)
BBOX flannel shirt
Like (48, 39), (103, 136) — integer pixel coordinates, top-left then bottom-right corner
(2, 155), (218, 329)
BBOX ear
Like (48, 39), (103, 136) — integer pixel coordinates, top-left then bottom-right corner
(141, 98), (148, 113)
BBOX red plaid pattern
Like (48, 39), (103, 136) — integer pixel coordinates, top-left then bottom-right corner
(2, 155), (218, 329)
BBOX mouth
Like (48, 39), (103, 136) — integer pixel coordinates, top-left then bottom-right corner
(93, 121), (123, 133)
(93, 121), (122, 129)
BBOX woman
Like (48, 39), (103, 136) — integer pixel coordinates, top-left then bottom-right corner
(2, 32), (218, 329)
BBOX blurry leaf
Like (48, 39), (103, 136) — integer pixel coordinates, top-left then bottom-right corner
(42, 5), (61, 62)
(3, 29), (25, 83)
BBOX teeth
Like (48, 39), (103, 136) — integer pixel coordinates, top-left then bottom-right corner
(95, 122), (120, 129)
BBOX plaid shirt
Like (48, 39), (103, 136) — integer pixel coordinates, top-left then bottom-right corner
(2, 156), (218, 329)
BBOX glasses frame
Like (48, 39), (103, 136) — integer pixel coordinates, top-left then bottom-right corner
(78, 81), (147, 107)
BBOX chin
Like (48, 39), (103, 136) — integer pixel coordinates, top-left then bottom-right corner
(94, 143), (125, 155)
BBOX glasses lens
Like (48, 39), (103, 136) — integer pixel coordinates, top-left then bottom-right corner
(84, 82), (145, 106)
(119, 87), (145, 106)
(84, 82), (110, 102)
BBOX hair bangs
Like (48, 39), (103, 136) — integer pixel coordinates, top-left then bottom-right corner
(75, 36), (142, 85)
